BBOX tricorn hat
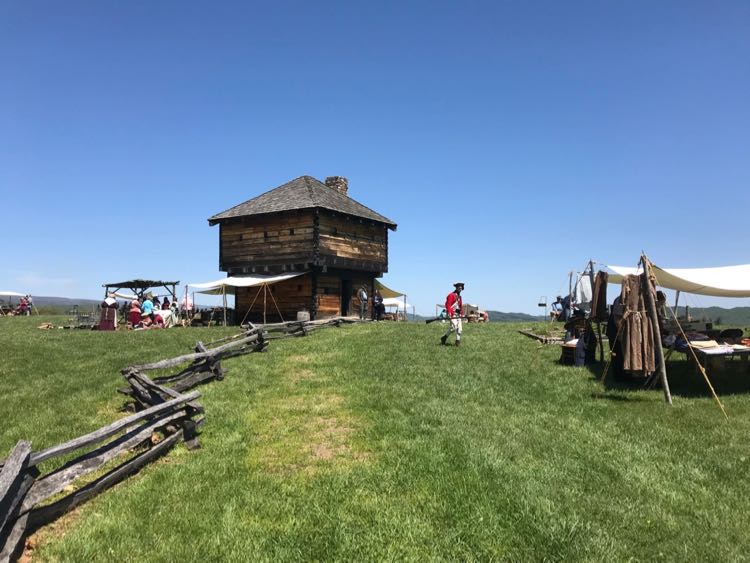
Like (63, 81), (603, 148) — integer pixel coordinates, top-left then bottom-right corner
(454, 282), (465, 289)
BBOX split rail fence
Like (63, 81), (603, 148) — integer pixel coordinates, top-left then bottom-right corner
(0, 317), (358, 562)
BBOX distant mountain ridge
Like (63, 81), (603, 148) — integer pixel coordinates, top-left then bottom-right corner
(30, 296), (102, 309)
(682, 306), (750, 326)
(11, 297), (750, 325)
(487, 310), (540, 322)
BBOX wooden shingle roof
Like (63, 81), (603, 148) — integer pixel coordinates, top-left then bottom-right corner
(208, 176), (397, 229)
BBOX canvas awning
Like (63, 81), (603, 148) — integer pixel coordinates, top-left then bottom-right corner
(374, 280), (405, 299)
(108, 291), (139, 301)
(188, 272), (306, 295)
(606, 263), (750, 298)
(0, 291), (26, 297)
(382, 297), (413, 310)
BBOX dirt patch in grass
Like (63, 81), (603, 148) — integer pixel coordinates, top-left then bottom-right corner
(288, 354), (313, 364)
(310, 416), (352, 460)
(248, 393), (370, 477)
(290, 368), (316, 384)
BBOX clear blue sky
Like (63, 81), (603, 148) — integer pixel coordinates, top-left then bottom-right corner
(2, 1), (749, 314)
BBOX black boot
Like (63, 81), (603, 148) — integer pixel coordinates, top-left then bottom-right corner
(440, 334), (448, 346)
(455, 339), (461, 347)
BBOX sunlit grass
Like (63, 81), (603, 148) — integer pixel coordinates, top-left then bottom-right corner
(2, 315), (749, 560)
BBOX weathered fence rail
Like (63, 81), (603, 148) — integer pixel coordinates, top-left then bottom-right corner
(0, 317), (360, 562)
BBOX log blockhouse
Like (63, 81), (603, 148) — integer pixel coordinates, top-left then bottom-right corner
(208, 176), (397, 323)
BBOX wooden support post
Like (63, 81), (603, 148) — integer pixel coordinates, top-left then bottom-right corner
(222, 286), (227, 327)
(567, 271), (573, 321)
(641, 256), (672, 405)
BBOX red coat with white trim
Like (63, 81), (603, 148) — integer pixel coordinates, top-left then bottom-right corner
(445, 291), (463, 318)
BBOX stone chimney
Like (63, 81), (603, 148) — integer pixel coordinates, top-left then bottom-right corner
(325, 176), (348, 197)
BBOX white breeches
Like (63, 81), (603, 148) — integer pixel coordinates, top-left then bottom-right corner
(445, 317), (462, 339)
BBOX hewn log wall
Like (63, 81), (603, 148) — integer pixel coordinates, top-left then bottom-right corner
(219, 211), (315, 274)
(317, 213), (388, 273)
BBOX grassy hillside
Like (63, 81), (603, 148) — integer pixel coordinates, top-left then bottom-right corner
(2, 316), (749, 560)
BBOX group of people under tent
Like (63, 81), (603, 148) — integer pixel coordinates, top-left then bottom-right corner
(10, 295), (33, 316)
(126, 293), (178, 330)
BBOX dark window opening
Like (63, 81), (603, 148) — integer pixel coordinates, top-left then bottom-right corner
(289, 228), (294, 235)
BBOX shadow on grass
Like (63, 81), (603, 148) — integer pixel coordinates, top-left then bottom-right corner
(585, 356), (750, 399)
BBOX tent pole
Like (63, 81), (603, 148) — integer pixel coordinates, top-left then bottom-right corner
(263, 284), (267, 324)
(673, 290), (681, 319)
(641, 255), (672, 405)
(568, 271), (573, 320)
(223, 286), (227, 326)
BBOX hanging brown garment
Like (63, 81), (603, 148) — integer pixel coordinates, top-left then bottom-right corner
(590, 271), (609, 322)
(619, 274), (655, 373)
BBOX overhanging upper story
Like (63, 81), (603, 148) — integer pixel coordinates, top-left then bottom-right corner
(208, 176), (397, 276)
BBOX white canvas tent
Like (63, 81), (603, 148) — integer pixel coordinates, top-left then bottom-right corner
(0, 291), (25, 297)
(606, 263), (750, 298)
(188, 272), (305, 294)
(599, 255), (744, 414)
(382, 297), (415, 320)
(374, 279), (412, 320)
(187, 272), (306, 325)
(108, 291), (139, 301)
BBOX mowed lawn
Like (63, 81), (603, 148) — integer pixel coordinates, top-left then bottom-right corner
(2, 316), (750, 561)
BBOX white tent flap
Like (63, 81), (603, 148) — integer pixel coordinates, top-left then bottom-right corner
(108, 291), (139, 301)
(382, 297), (412, 309)
(0, 291), (26, 297)
(188, 272), (306, 294)
(606, 263), (750, 298)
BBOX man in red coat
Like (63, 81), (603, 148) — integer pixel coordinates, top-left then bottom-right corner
(440, 282), (464, 346)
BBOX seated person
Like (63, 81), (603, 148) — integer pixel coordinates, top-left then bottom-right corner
(152, 312), (165, 328)
(162, 296), (170, 310)
(139, 311), (164, 329)
(140, 312), (165, 329)
(141, 295), (154, 317)
(139, 313), (150, 328)
(551, 295), (572, 321)
(127, 300), (142, 327)
(15, 297), (28, 316)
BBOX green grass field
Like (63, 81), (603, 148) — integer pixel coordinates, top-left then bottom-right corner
(2, 316), (749, 561)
